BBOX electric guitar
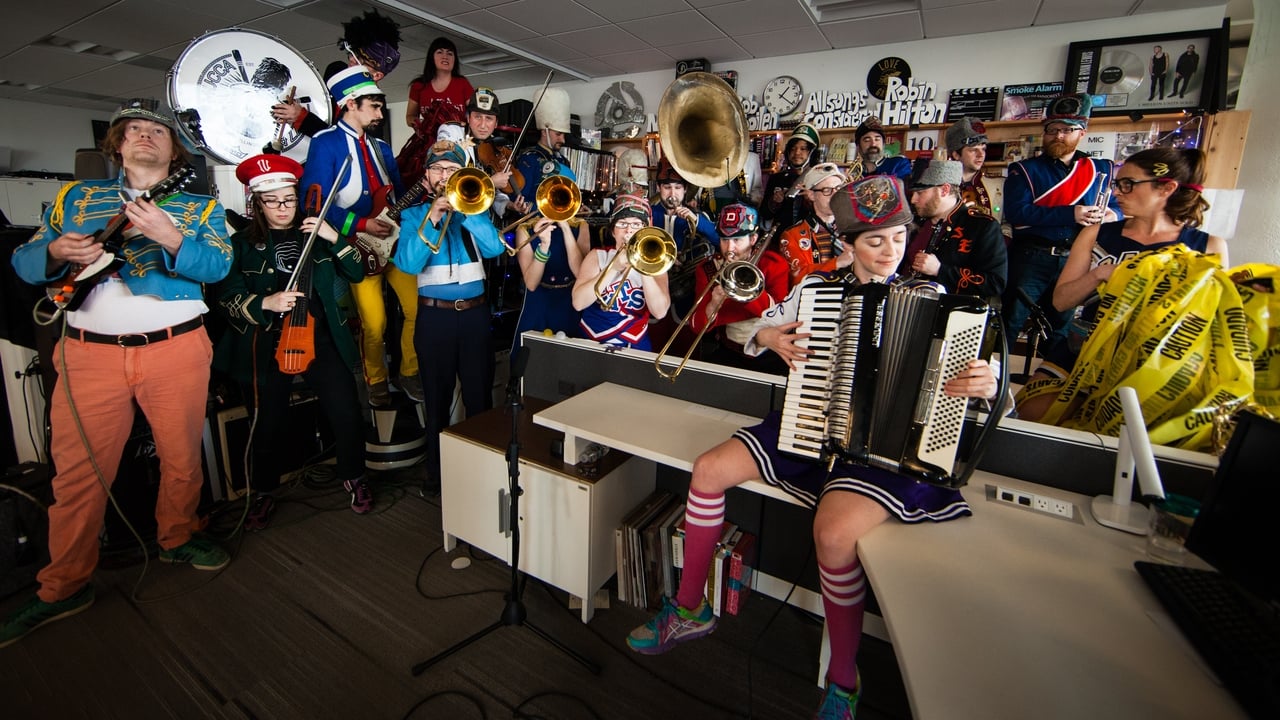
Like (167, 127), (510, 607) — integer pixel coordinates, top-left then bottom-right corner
(351, 181), (429, 275)
(38, 166), (196, 322)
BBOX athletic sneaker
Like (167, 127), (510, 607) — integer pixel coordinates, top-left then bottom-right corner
(398, 374), (424, 402)
(626, 596), (716, 655)
(344, 477), (373, 514)
(158, 536), (230, 571)
(0, 585), (95, 649)
(244, 494), (276, 532)
(368, 381), (391, 407)
(814, 674), (860, 720)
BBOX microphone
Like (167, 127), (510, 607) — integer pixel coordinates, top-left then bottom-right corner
(506, 346), (530, 400)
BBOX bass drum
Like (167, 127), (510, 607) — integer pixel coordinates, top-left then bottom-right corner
(167, 28), (331, 165)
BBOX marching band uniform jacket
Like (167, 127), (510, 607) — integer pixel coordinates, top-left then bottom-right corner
(905, 202), (1008, 299)
(12, 178), (230, 300)
(1004, 151), (1123, 249)
(298, 119), (403, 236)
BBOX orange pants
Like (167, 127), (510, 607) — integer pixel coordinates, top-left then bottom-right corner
(37, 329), (212, 602)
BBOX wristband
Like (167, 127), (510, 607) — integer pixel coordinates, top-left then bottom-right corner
(533, 248), (550, 263)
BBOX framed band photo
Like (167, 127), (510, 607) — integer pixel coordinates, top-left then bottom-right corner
(1063, 27), (1227, 117)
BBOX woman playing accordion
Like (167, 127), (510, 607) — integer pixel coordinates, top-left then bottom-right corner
(626, 176), (1003, 720)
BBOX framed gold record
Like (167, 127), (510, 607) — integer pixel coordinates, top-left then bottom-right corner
(1096, 49), (1144, 94)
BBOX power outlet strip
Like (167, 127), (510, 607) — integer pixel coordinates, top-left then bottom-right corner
(992, 486), (1075, 520)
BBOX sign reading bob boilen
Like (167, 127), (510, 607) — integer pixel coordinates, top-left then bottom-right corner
(867, 56), (912, 100)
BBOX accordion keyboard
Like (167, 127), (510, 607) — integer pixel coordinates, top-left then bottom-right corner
(779, 283), (845, 460)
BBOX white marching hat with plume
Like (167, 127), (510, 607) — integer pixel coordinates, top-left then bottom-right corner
(534, 86), (572, 134)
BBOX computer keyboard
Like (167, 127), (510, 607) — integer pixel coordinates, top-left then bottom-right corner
(1135, 560), (1280, 718)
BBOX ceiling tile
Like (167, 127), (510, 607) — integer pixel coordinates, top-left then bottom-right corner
(0, 3), (116, 57)
(51, 63), (165, 96)
(451, 10), (540, 43)
(623, 10), (726, 46)
(922, 0), (1038, 38)
(559, 57), (623, 77)
(244, 13), (348, 54)
(598, 48), (677, 74)
(0, 47), (113, 88)
(589, 0), (694, 23)
(659, 38), (753, 65)
(488, 0), (608, 36)
(514, 35), (588, 62)
(547, 25), (648, 57)
(395, 0), (480, 16)
(59, 0), (241, 55)
(819, 11), (924, 48)
(151, 0), (275, 24)
(1034, 0), (1130, 26)
(703, 0), (815, 35)
(736, 25), (832, 58)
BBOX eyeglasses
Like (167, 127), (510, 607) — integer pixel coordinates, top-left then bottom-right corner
(260, 197), (298, 209)
(811, 185), (844, 197)
(1043, 127), (1081, 137)
(1111, 178), (1167, 194)
(614, 220), (645, 230)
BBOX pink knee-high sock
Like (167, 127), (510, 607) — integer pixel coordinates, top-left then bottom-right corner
(675, 488), (726, 611)
(820, 557), (867, 691)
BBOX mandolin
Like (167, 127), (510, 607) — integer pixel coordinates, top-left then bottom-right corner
(38, 166), (196, 323)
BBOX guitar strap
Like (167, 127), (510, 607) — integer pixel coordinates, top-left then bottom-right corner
(365, 136), (396, 206)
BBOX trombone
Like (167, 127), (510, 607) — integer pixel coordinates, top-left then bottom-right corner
(498, 175), (582, 247)
(653, 227), (776, 381)
(593, 226), (677, 310)
(421, 167), (495, 253)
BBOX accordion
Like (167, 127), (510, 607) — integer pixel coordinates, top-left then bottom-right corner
(778, 281), (998, 488)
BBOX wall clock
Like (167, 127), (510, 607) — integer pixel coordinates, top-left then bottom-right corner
(763, 75), (803, 116)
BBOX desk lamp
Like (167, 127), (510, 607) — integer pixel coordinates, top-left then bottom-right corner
(1092, 386), (1167, 534)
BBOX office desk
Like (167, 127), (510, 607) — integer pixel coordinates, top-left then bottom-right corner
(534, 383), (1244, 719)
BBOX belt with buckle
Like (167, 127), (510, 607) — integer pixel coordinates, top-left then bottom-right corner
(1023, 241), (1070, 256)
(67, 316), (204, 347)
(418, 294), (486, 311)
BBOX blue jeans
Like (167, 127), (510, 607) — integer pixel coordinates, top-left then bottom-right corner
(1000, 244), (1073, 351)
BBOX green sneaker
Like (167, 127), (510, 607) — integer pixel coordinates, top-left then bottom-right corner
(626, 596), (716, 655)
(0, 585), (95, 649)
(159, 536), (230, 571)
(814, 672), (861, 720)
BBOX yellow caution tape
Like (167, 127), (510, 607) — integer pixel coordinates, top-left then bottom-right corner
(1017, 246), (1278, 451)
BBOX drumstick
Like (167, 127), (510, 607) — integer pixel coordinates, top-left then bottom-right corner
(232, 49), (249, 83)
(275, 86), (297, 142)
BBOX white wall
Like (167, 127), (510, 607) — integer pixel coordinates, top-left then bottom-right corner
(0, 100), (112, 175)
(1233, 0), (1279, 265)
(501, 7), (1226, 136)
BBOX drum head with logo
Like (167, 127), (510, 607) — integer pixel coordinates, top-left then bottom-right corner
(168, 28), (331, 165)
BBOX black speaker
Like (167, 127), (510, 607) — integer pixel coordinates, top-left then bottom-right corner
(213, 393), (334, 499)
(0, 463), (52, 600)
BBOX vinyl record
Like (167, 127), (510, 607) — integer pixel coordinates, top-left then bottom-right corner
(1096, 49), (1144, 95)
(594, 81), (645, 139)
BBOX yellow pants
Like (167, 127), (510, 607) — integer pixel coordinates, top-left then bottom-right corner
(350, 265), (419, 385)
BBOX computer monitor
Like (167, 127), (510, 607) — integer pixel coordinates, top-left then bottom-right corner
(1185, 411), (1280, 605)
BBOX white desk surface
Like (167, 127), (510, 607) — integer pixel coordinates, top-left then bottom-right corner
(534, 382), (1245, 719)
(532, 381), (800, 506)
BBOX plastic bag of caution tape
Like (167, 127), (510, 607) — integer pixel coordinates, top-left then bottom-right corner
(1016, 245), (1279, 451)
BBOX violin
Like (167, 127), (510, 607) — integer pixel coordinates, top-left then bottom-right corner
(274, 184), (320, 375)
(475, 138), (515, 194)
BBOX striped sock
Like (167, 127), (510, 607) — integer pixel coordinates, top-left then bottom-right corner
(820, 557), (867, 691)
(675, 488), (726, 611)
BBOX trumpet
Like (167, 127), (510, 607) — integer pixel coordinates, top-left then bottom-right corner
(499, 175), (581, 248)
(653, 226), (775, 381)
(421, 167), (496, 253)
(594, 226), (677, 310)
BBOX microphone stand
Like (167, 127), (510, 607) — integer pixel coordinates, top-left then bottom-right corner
(411, 347), (600, 676)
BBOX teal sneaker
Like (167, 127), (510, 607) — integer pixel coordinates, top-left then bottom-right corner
(814, 673), (861, 720)
(0, 585), (95, 649)
(159, 536), (230, 571)
(626, 596), (716, 655)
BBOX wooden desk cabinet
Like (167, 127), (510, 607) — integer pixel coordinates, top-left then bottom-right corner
(440, 399), (655, 622)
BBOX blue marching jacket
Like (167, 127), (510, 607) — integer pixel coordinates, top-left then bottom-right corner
(1004, 151), (1123, 246)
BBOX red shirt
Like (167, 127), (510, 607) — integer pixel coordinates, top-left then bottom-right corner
(410, 76), (475, 139)
(689, 250), (790, 334)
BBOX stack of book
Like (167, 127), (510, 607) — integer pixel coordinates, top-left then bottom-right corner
(671, 518), (758, 617)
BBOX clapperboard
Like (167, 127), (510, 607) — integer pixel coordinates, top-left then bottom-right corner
(945, 87), (999, 121)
